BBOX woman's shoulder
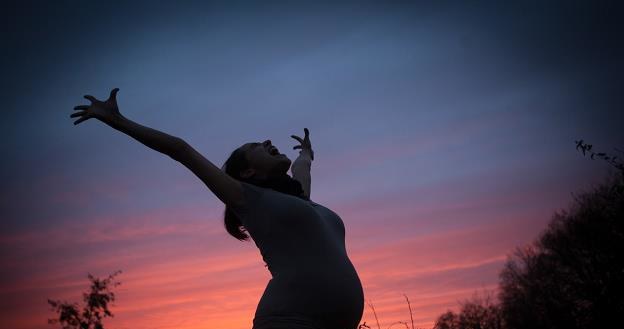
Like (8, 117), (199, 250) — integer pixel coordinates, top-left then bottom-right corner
(307, 199), (320, 206)
(229, 181), (268, 212)
(238, 180), (321, 208)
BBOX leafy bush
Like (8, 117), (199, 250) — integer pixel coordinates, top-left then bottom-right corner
(48, 270), (122, 329)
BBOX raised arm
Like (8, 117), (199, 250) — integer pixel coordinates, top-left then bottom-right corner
(290, 128), (314, 199)
(71, 88), (244, 207)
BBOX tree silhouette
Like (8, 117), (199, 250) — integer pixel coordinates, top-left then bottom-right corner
(498, 141), (624, 329)
(431, 140), (624, 329)
(433, 291), (503, 329)
(47, 270), (122, 329)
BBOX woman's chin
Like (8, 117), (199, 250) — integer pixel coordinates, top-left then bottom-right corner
(276, 157), (291, 172)
(272, 153), (288, 160)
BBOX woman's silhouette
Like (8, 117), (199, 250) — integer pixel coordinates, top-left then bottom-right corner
(71, 88), (365, 329)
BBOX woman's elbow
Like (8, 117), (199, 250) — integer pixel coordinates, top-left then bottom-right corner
(169, 138), (189, 161)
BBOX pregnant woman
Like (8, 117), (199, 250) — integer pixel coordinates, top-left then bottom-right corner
(71, 88), (365, 329)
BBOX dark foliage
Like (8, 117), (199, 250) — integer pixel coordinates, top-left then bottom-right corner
(433, 140), (624, 329)
(434, 292), (503, 329)
(497, 141), (624, 329)
(47, 270), (122, 329)
(575, 140), (624, 172)
(499, 169), (624, 329)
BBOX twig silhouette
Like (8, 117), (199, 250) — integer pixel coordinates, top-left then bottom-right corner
(575, 139), (624, 172)
(386, 320), (410, 329)
(366, 299), (382, 329)
(361, 294), (419, 329)
(403, 294), (415, 329)
(358, 321), (372, 329)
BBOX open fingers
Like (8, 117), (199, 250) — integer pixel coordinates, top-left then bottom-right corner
(107, 88), (119, 103)
(83, 95), (98, 103)
(291, 135), (303, 143)
(73, 115), (90, 125)
(70, 111), (85, 118)
(291, 134), (304, 150)
(74, 105), (89, 110)
(292, 128), (312, 150)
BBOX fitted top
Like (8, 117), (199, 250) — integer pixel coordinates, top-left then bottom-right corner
(230, 181), (364, 329)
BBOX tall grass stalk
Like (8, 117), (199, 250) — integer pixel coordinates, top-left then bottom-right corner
(366, 299), (382, 329)
(403, 294), (415, 329)
(360, 293), (418, 329)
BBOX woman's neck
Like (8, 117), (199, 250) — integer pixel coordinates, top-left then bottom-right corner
(246, 173), (308, 200)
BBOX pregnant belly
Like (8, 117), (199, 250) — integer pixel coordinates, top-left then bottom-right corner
(255, 266), (364, 329)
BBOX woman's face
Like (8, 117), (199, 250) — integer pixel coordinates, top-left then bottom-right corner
(240, 140), (292, 179)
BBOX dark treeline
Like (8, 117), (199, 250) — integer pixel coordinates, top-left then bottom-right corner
(434, 142), (624, 329)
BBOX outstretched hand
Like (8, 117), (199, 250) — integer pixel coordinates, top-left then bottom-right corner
(291, 128), (314, 161)
(71, 88), (121, 125)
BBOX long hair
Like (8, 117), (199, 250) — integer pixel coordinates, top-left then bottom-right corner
(222, 146), (308, 241)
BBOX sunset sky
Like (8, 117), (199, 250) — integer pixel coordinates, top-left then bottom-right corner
(2, 1), (623, 329)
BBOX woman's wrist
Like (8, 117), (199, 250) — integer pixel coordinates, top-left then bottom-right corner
(300, 148), (314, 161)
(102, 112), (126, 130)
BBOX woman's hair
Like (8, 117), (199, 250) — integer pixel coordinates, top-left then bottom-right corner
(222, 145), (309, 241)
